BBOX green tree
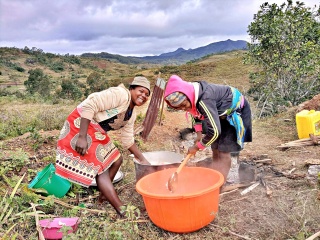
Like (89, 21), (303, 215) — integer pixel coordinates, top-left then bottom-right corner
(86, 72), (109, 92)
(58, 79), (83, 99)
(38, 76), (52, 97)
(245, 0), (320, 117)
(50, 61), (65, 72)
(24, 68), (52, 96)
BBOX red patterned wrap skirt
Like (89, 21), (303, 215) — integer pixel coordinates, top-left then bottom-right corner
(56, 108), (120, 187)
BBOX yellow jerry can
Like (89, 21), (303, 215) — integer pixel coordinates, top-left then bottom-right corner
(296, 109), (320, 139)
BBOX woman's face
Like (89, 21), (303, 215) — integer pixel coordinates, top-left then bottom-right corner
(173, 98), (192, 111)
(130, 86), (150, 106)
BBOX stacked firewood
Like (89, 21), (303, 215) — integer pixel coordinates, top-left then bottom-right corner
(277, 134), (319, 150)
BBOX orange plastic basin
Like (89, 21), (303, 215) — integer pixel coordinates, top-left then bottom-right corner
(136, 167), (224, 233)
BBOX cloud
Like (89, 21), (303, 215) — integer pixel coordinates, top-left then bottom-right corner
(0, 0), (318, 56)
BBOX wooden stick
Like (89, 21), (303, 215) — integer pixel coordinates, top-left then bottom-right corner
(260, 178), (273, 197)
(157, 73), (166, 126)
(31, 203), (45, 240)
(158, 96), (165, 126)
(277, 135), (320, 149)
(288, 168), (296, 174)
(221, 196), (248, 203)
(254, 159), (272, 163)
(209, 223), (251, 240)
(220, 188), (238, 196)
(221, 183), (254, 193)
(64, 192), (99, 203)
(240, 182), (260, 195)
(305, 231), (320, 240)
(38, 195), (106, 214)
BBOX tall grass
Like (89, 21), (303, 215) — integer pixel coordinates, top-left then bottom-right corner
(198, 51), (255, 91)
(0, 98), (76, 139)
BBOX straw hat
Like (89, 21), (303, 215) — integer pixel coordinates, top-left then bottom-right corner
(130, 76), (151, 93)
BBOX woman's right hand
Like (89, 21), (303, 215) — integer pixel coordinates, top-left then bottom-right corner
(75, 136), (88, 156)
(187, 144), (199, 156)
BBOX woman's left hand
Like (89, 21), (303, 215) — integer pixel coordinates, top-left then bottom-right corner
(128, 143), (151, 165)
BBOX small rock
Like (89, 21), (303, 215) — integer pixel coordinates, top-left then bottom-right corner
(308, 165), (320, 177)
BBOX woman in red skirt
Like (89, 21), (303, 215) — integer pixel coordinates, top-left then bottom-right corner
(56, 77), (151, 216)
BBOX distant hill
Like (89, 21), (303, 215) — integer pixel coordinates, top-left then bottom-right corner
(81, 39), (248, 65)
(140, 39), (247, 64)
(81, 52), (144, 64)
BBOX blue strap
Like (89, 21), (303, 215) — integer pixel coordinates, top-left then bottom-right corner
(226, 87), (245, 148)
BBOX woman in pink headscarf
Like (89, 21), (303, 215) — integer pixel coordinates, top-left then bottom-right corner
(164, 75), (252, 183)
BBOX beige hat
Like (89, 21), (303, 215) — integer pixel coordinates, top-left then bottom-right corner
(130, 76), (151, 93)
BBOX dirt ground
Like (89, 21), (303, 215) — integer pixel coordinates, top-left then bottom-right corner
(2, 98), (320, 239)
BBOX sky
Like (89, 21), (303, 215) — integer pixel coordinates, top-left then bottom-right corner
(0, 0), (319, 56)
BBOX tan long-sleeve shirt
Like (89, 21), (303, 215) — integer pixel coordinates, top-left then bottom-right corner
(78, 84), (136, 149)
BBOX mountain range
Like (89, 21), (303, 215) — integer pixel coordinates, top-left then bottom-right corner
(81, 39), (248, 65)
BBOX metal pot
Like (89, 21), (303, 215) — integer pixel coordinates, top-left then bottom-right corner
(133, 151), (183, 182)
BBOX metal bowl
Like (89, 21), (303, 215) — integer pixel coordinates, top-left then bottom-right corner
(133, 151), (183, 182)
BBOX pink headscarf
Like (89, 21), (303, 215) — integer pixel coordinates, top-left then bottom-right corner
(164, 75), (200, 117)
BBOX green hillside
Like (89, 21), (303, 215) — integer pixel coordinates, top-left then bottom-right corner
(0, 47), (252, 94)
(0, 47), (157, 93)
